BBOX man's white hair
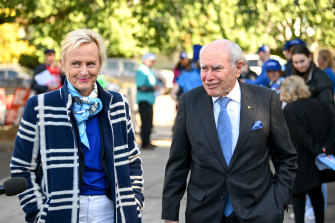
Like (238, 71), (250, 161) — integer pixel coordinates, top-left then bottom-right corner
(199, 39), (243, 66)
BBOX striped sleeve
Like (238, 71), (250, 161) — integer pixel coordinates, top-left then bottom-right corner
(123, 94), (144, 215)
(10, 97), (45, 223)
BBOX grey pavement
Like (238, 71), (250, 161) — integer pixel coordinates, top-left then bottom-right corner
(1, 95), (335, 222)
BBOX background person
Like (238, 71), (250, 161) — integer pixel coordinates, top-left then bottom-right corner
(136, 52), (160, 150)
(172, 51), (189, 104)
(265, 59), (285, 95)
(244, 44), (271, 86)
(173, 51), (189, 83)
(291, 48), (335, 221)
(282, 38), (306, 77)
(11, 28), (144, 223)
(170, 61), (203, 101)
(280, 75), (334, 223)
(238, 56), (257, 81)
(31, 48), (63, 94)
(291, 44), (334, 107)
(191, 44), (202, 71)
(318, 49), (335, 98)
(162, 39), (297, 223)
(291, 46), (335, 217)
(170, 45), (203, 102)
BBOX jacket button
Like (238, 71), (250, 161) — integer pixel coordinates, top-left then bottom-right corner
(220, 196), (224, 200)
(226, 174), (230, 179)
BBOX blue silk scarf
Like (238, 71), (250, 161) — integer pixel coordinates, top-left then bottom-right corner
(67, 80), (103, 149)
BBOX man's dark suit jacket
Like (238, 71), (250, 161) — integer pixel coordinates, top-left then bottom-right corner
(162, 82), (298, 223)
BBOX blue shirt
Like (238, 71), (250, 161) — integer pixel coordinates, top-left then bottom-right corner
(244, 62), (269, 86)
(324, 67), (335, 93)
(80, 115), (108, 195)
(268, 77), (285, 95)
(176, 69), (203, 93)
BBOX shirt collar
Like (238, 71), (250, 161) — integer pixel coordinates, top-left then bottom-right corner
(212, 80), (241, 104)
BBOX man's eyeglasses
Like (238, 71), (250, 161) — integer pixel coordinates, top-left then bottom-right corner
(200, 64), (224, 73)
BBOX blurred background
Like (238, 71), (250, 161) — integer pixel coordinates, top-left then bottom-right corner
(1, 0), (335, 126)
(1, 0), (335, 68)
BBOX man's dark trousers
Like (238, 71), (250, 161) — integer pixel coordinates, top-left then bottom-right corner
(139, 101), (153, 148)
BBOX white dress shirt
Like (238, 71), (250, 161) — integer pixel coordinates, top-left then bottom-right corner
(212, 80), (241, 154)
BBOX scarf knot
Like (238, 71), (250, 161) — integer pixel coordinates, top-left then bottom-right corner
(67, 80), (103, 149)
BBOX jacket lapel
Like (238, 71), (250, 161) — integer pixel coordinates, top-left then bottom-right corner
(199, 89), (228, 169)
(229, 82), (257, 166)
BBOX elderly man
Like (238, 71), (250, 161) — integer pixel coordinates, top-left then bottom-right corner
(162, 39), (297, 223)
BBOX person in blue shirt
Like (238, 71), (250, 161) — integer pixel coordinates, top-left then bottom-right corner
(318, 49), (335, 96)
(170, 45), (203, 102)
(173, 51), (189, 83)
(136, 52), (160, 150)
(244, 44), (271, 86)
(265, 59), (285, 95)
(170, 61), (203, 102)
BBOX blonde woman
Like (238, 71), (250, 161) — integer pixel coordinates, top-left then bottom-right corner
(281, 75), (334, 223)
(11, 29), (144, 223)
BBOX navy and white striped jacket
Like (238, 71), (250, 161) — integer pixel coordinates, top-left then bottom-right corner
(10, 81), (144, 223)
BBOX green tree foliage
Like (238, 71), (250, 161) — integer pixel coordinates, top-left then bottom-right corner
(0, 0), (334, 61)
(134, 0), (335, 53)
(1, 0), (145, 60)
(0, 23), (36, 63)
(237, 0), (335, 49)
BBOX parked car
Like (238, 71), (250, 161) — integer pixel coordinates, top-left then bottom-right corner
(152, 68), (174, 94)
(101, 58), (173, 94)
(0, 65), (32, 88)
(101, 58), (173, 133)
(101, 58), (138, 83)
(245, 54), (286, 75)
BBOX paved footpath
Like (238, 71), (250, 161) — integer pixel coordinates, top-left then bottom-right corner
(1, 95), (334, 222)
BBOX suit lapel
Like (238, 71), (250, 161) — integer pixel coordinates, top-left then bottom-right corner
(199, 89), (228, 169)
(229, 82), (257, 166)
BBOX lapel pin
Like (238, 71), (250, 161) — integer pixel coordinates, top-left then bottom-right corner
(248, 105), (251, 109)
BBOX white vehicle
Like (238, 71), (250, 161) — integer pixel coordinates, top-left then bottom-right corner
(0, 65), (32, 88)
(101, 58), (173, 94)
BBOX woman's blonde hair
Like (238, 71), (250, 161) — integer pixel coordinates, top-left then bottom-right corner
(280, 75), (311, 103)
(60, 29), (107, 67)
